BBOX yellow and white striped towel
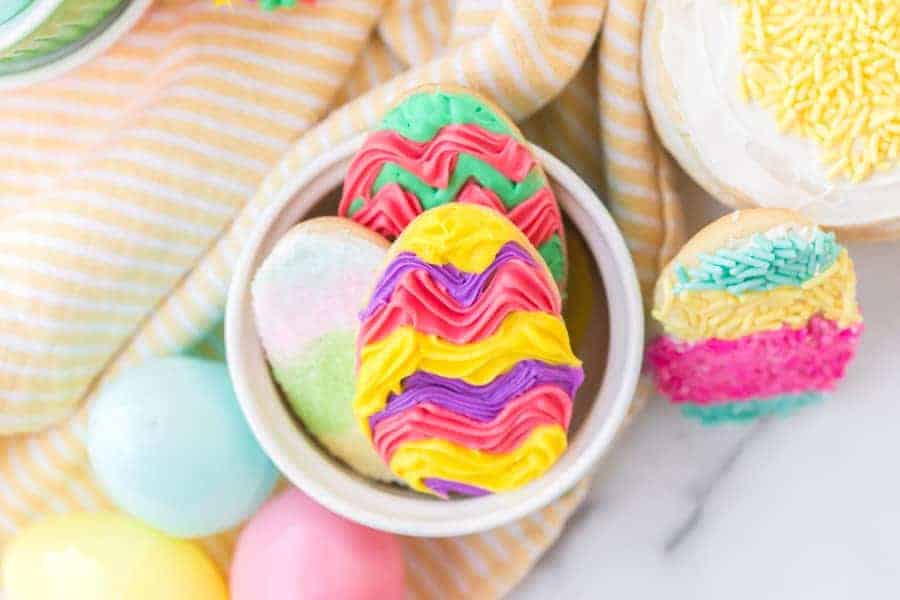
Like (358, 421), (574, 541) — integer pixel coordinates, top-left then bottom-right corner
(0, 0), (683, 596)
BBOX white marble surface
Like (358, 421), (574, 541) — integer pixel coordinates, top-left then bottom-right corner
(516, 180), (900, 599)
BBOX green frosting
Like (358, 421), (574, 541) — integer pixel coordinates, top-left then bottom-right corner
(674, 229), (840, 295)
(538, 235), (565, 284)
(272, 330), (356, 436)
(379, 90), (514, 142)
(347, 198), (364, 217)
(259, 0), (297, 10)
(681, 392), (822, 425)
(371, 157), (546, 211)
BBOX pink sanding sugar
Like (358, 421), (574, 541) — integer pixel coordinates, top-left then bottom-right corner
(647, 315), (863, 405)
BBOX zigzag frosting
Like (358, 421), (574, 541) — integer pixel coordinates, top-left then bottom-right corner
(355, 204), (582, 495)
(368, 361), (584, 428)
(390, 426), (568, 497)
(340, 89), (567, 284)
(649, 221), (862, 424)
(372, 385), (572, 459)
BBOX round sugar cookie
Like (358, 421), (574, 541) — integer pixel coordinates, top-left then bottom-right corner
(354, 203), (584, 497)
(642, 0), (900, 239)
(648, 209), (863, 424)
(252, 217), (398, 482)
(338, 84), (569, 287)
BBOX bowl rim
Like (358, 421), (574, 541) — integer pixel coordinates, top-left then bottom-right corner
(226, 134), (644, 537)
(0, 0), (65, 52)
(0, 0), (153, 90)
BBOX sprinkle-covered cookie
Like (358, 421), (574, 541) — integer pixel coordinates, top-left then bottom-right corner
(647, 209), (863, 424)
(252, 217), (398, 482)
(339, 85), (568, 287)
(354, 204), (583, 496)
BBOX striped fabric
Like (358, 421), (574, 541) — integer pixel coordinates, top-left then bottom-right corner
(0, 0), (683, 597)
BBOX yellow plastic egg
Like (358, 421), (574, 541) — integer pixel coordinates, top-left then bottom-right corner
(3, 512), (227, 600)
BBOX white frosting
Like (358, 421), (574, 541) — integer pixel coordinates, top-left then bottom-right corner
(645, 0), (900, 228)
(724, 224), (817, 251)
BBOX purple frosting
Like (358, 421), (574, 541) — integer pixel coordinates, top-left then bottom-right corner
(424, 478), (491, 498)
(360, 241), (535, 320)
(368, 360), (584, 429)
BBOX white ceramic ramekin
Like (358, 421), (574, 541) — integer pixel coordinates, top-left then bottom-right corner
(226, 135), (643, 537)
(0, 0), (152, 90)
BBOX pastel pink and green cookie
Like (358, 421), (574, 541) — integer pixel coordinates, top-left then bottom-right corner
(648, 209), (862, 424)
(339, 85), (568, 288)
(251, 218), (398, 482)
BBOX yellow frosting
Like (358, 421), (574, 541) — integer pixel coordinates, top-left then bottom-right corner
(389, 425), (567, 494)
(654, 250), (860, 341)
(736, 0), (899, 182)
(390, 203), (538, 273)
(354, 311), (581, 431)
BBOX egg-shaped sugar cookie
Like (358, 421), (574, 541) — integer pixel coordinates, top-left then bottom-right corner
(647, 209), (863, 424)
(643, 0), (900, 238)
(338, 84), (568, 286)
(252, 217), (398, 482)
(354, 204), (584, 497)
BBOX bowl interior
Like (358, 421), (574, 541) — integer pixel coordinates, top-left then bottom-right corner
(227, 139), (641, 536)
(297, 187), (610, 439)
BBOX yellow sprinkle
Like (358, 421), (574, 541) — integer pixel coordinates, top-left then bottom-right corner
(735, 0), (899, 181)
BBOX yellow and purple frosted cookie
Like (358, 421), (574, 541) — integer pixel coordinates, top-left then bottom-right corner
(338, 85), (568, 287)
(648, 209), (863, 424)
(252, 218), (398, 482)
(354, 204), (583, 497)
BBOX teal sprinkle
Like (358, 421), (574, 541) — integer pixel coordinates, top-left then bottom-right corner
(674, 229), (840, 295)
(681, 392), (823, 425)
(347, 198), (364, 217)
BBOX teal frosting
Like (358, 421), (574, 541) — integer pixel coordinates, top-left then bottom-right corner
(380, 90), (513, 142)
(0, 0), (32, 25)
(674, 229), (840, 295)
(372, 156), (546, 211)
(681, 392), (823, 425)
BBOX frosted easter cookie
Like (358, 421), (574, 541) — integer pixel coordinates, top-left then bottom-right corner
(647, 209), (863, 424)
(354, 204), (584, 497)
(642, 0), (900, 238)
(338, 84), (568, 286)
(252, 217), (398, 482)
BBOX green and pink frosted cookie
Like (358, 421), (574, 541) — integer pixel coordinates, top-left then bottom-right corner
(251, 217), (398, 481)
(338, 85), (568, 288)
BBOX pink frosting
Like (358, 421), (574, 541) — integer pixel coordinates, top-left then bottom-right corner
(372, 385), (572, 460)
(339, 124), (537, 216)
(350, 184), (422, 239)
(358, 259), (560, 347)
(458, 184), (562, 248)
(647, 315), (863, 405)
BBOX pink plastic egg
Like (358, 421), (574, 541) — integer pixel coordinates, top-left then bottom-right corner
(230, 488), (405, 600)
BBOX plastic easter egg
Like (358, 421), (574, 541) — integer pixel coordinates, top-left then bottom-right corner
(230, 488), (406, 600)
(3, 512), (227, 600)
(87, 356), (278, 538)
